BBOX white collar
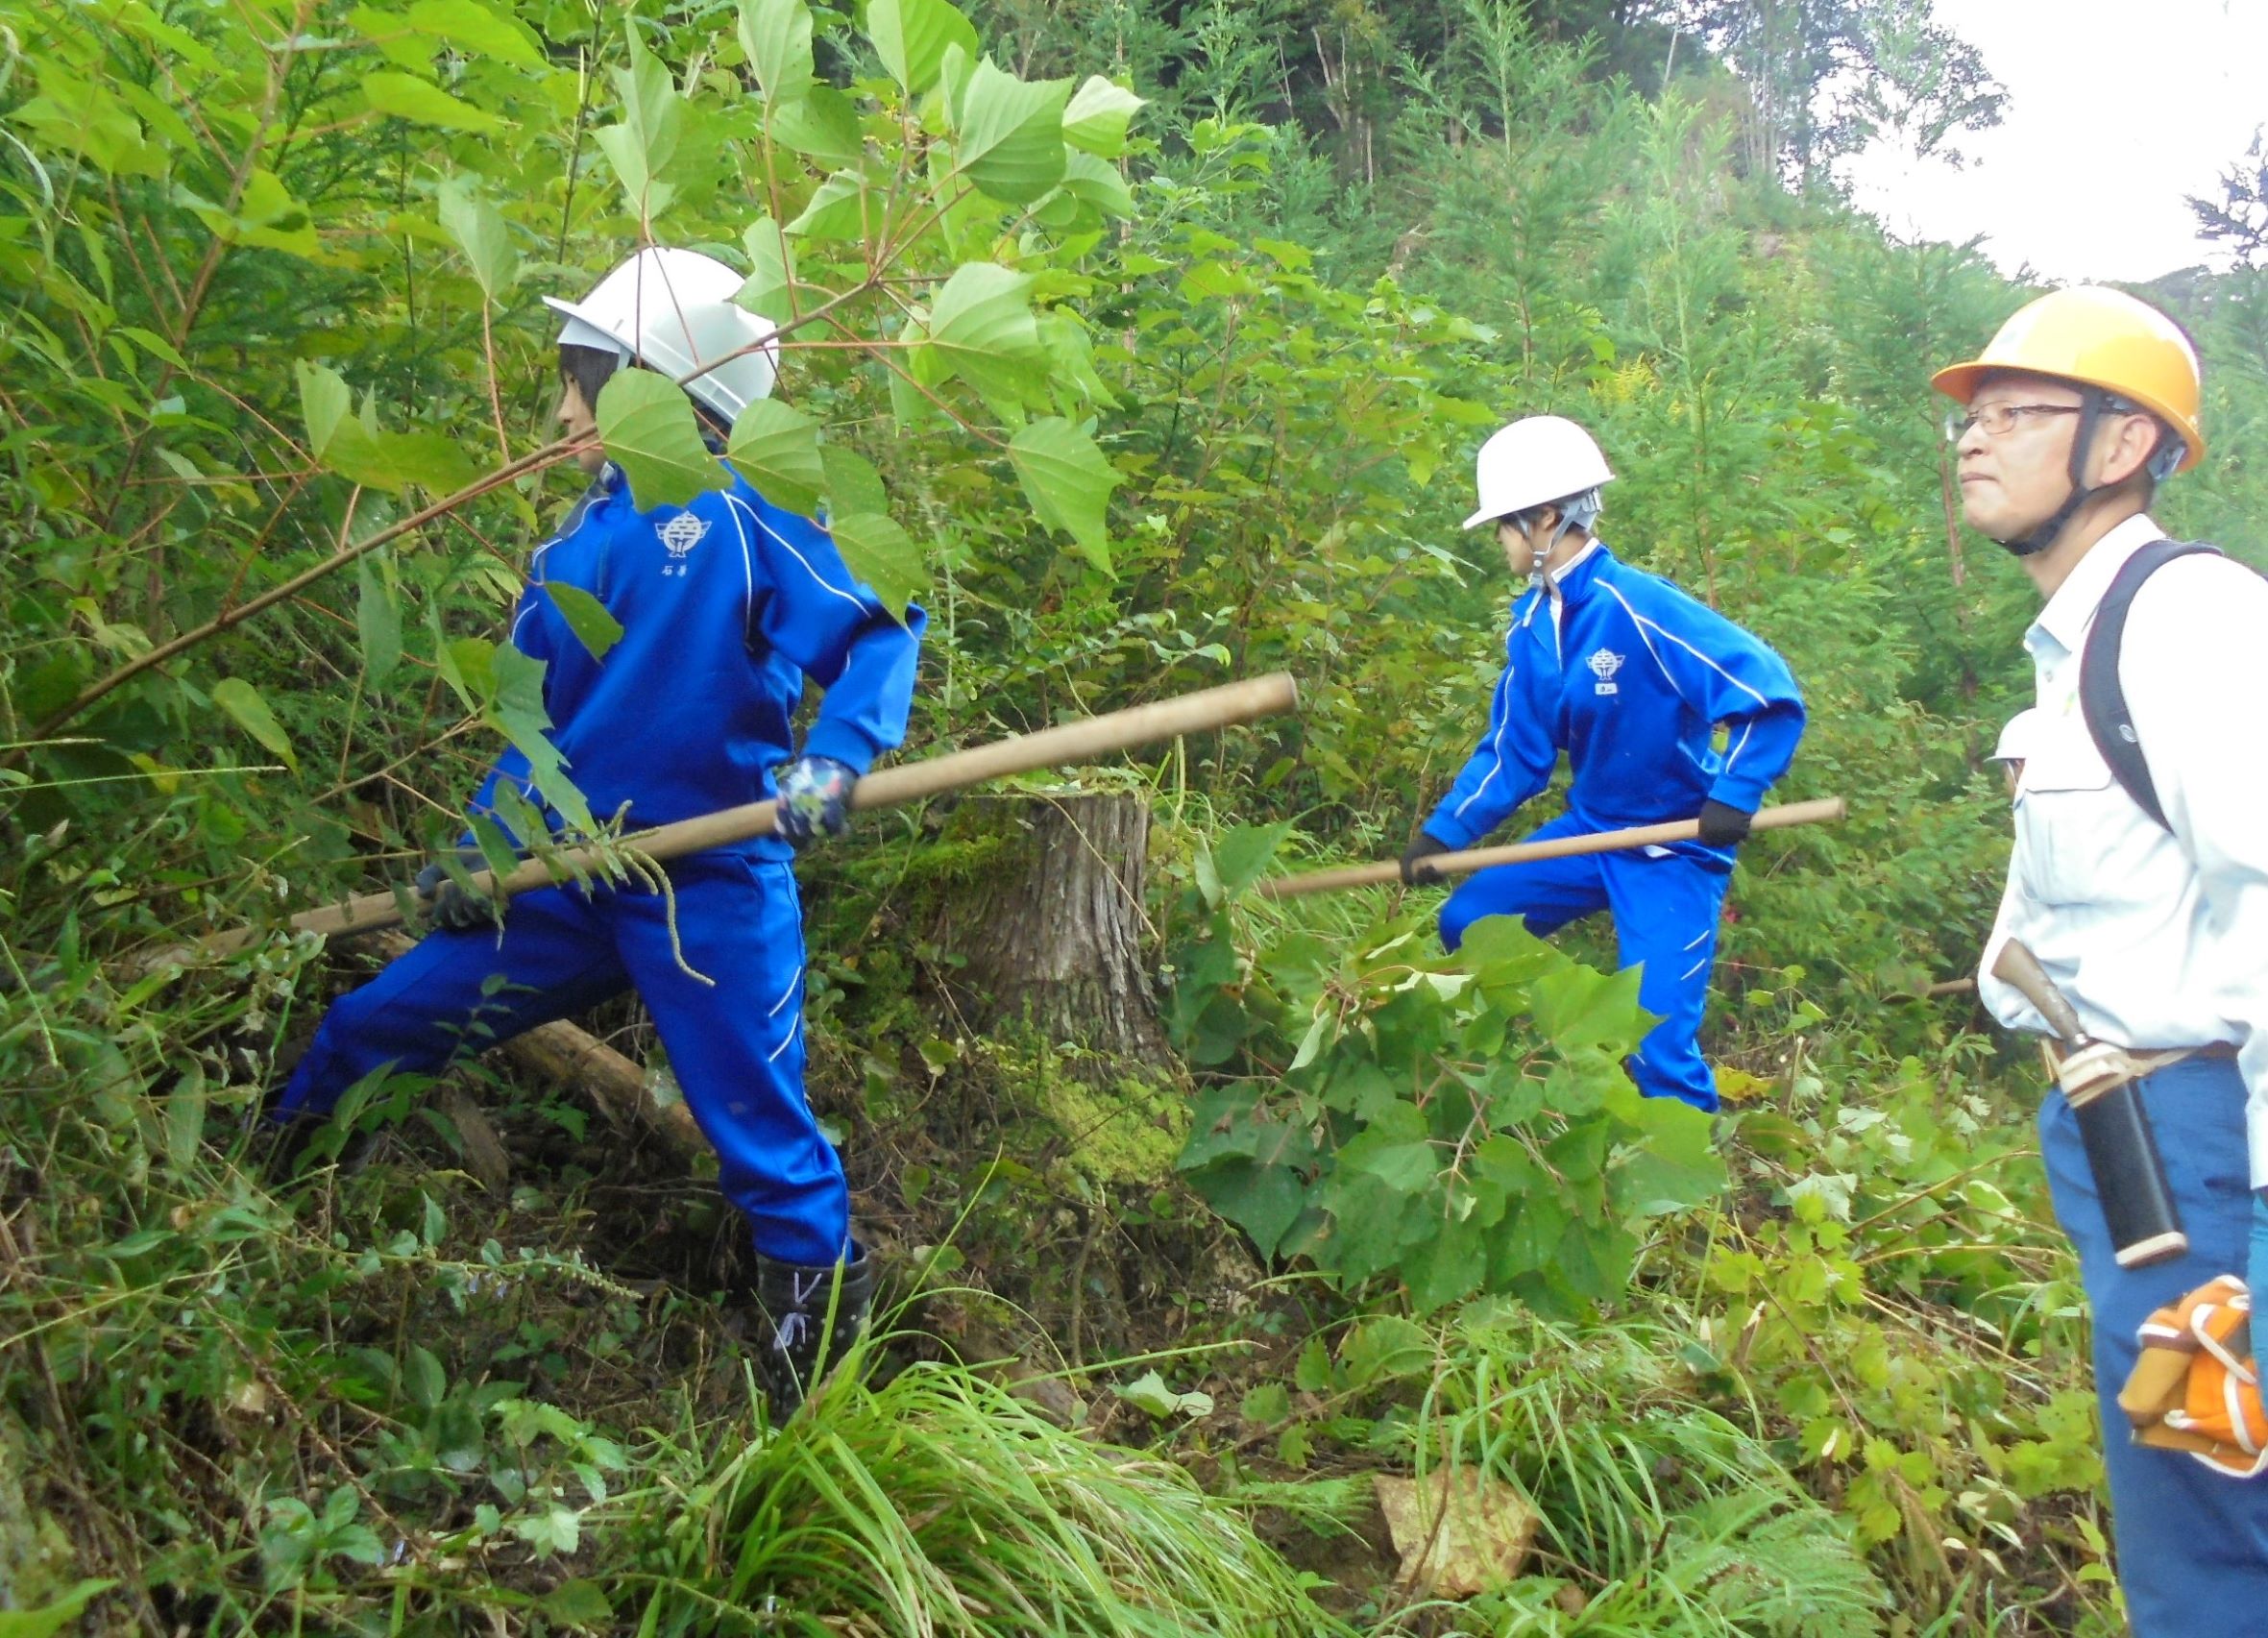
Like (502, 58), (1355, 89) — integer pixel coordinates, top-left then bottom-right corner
(2029, 513), (2164, 661)
(1548, 537), (1602, 585)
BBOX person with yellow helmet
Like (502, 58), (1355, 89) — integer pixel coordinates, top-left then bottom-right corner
(1936, 285), (2268, 1627)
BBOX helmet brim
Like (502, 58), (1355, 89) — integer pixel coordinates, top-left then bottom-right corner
(1930, 360), (1988, 403)
(1930, 356), (2204, 473)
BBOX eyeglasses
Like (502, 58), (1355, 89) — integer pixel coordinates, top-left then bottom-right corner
(1945, 403), (2086, 440)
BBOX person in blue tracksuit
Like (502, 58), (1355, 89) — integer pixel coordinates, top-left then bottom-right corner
(272, 248), (919, 1413)
(1401, 416), (1804, 1111)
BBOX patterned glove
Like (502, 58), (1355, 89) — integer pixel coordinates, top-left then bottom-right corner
(414, 851), (493, 931)
(1695, 798), (1753, 847)
(774, 754), (858, 847)
(1400, 831), (1453, 886)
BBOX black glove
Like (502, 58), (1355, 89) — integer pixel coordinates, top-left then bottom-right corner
(414, 852), (493, 931)
(1400, 831), (1453, 886)
(1695, 799), (1752, 848)
(774, 753), (858, 847)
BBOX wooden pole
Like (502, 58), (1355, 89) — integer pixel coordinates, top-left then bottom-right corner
(1256, 796), (1848, 901)
(165, 672), (1300, 964)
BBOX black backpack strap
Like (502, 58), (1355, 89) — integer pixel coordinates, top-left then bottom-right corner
(2078, 538), (2223, 831)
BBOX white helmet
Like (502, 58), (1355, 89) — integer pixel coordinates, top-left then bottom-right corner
(1462, 415), (1615, 530)
(543, 247), (779, 423)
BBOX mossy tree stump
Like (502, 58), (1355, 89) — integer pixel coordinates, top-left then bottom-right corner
(936, 791), (1169, 1066)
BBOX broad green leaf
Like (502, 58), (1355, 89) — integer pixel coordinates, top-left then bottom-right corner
(404, 1343), (446, 1410)
(596, 24), (682, 214)
(769, 85), (864, 166)
(1210, 821), (1294, 900)
(1404, 1215), (1488, 1312)
(923, 262), (1046, 406)
(0, 1579), (118, 1638)
(1039, 312), (1121, 411)
(739, 216), (796, 322)
(1061, 75), (1144, 156)
(866, 0), (978, 95)
(12, 71), (159, 178)
(951, 60), (1070, 204)
(1338, 1315), (1431, 1388)
(828, 512), (924, 620)
(490, 645), (598, 836)
(1605, 1080), (1729, 1216)
(1010, 417), (1118, 574)
(725, 400), (825, 514)
(374, 429), (476, 494)
(1347, 1137), (1438, 1194)
(539, 1580), (615, 1632)
(1191, 1157), (1305, 1259)
(211, 677), (298, 772)
(596, 369), (725, 510)
(510, 1504), (582, 1556)
(438, 178), (518, 301)
(163, 1065), (206, 1176)
(355, 556), (402, 683)
(784, 170), (874, 240)
(1115, 1369), (1212, 1420)
(1059, 150), (1134, 219)
(820, 446), (889, 517)
(363, 71), (504, 132)
(1527, 959), (1649, 1055)
(405, 0), (543, 66)
(544, 582), (623, 662)
(736, 0), (814, 106)
(295, 360), (351, 459)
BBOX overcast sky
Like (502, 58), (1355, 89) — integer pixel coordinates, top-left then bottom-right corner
(1840, 0), (2268, 284)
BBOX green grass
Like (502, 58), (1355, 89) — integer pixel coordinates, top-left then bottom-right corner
(614, 1348), (1351, 1637)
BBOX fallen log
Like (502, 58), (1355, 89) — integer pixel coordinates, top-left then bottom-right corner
(361, 930), (704, 1156)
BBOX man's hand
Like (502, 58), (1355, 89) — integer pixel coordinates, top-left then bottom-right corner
(414, 852), (494, 931)
(1400, 832), (1453, 886)
(1695, 798), (1753, 847)
(774, 754), (858, 847)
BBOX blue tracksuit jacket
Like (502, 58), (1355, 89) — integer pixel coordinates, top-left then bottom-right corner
(1423, 541), (1802, 1111)
(280, 461), (922, 1264)
(470, 461), (925, 857)
(1422, 541), (1803, 859)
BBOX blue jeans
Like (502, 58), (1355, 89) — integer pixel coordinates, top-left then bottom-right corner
(2038, 1056), (2268, 1632)
(278, 848), (847, 1265)
(1437, 813), (1730, 1111)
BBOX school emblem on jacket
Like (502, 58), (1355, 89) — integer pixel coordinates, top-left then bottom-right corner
(657, 511), (709, 576)
(1587, 648), (1624, 695)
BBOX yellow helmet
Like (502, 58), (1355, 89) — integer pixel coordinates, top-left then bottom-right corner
(1932, 286), (2204, 473)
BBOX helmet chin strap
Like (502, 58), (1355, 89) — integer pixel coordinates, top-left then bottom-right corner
(1514, 489), (1604, 590)
(1994, 389), (2106, 558)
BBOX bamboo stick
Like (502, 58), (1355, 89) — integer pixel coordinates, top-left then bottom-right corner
(166, 672), (1300, 964)
(1257, 796), (1848, 901)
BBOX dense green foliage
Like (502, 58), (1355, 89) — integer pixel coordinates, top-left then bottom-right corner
(6, 0), (2267, 1630)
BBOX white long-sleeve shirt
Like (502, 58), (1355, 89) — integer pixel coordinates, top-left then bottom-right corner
(1978, 514), (2268, 1184)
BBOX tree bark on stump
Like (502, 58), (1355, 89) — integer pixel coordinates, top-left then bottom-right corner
(939, 792), (1169, 1064)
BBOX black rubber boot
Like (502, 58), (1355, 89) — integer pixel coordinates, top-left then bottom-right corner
(752, 1248), (874, 1419)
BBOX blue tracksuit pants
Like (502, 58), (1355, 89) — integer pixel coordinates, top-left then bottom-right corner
(276, 848), (846, 1265)
(2039, 1056), (2268, 1632)
(1437, 813), (1728, 1112)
